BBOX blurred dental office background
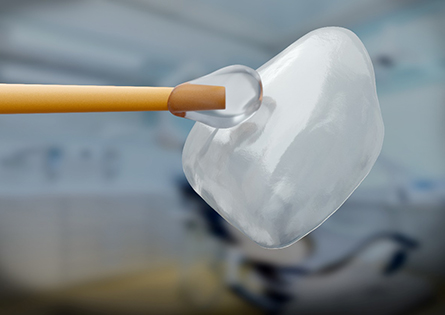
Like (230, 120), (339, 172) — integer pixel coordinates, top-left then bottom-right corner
(0, 0), (444, 314)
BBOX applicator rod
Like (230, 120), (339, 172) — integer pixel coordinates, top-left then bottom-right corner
(0, 84), (225, 114)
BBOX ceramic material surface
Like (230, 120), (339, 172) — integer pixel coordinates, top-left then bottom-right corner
(182, 27), (384, 248)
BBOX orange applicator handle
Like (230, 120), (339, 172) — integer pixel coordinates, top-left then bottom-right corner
(0, 84), (225, 114)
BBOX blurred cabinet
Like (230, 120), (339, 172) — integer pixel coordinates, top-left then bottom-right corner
(0, 193), (182, 290)
(0, 197), (62, 289)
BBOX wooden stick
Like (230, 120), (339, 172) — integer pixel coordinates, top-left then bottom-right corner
(0, 84), (225, 114)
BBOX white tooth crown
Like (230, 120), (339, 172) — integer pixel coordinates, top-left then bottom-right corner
(182, 27), (384, 249)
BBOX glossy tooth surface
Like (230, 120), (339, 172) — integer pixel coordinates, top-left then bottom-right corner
(182, 27), (384, 248)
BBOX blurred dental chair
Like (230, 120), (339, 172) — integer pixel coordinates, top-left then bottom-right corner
(176, 179), (433, 314)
